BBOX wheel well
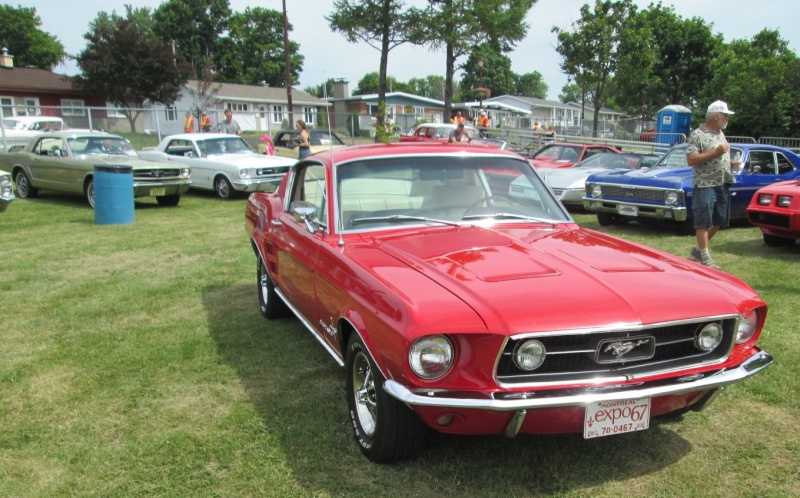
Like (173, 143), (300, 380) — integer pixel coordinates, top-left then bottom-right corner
(214, 173), (230, 185)
(338, 319), (356, 359)
(83, 174), (94, 192)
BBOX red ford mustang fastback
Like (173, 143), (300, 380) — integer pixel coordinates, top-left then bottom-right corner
(245, 142), (772, 463)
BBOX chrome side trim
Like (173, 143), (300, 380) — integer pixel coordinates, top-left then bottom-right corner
(383, 350), (772, 411)
(273, 285), (345, 367)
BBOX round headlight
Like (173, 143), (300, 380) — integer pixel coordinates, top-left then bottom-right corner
(591, 184), (602, 198)
(737, 309), (759, 344)
(695, 323), (723, 352)
(665, 191), (679, 205)
(0, 175), (11, 187)
(409, 335), (453, 380)
(181, 168), (190, 178)
(240, 169), (250, 179)
(514, 340), (546, 371)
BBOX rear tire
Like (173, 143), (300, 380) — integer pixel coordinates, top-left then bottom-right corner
(346, 335), (428, 463)
(257, 255), (287, 319)
(14, 170), (38, 199)
(85, 179), (95, 208)
(763, 233), (795, 247)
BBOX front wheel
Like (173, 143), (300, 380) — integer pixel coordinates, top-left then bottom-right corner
(15, 170), (38, 199)
(156, 194), (181, 207)
(596, 212), (617, 226)
(346, 335), (428, 463)
(214, 176), (234, 200)
(763, 233), (795, 247)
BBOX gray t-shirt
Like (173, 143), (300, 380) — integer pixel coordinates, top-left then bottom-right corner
(686, 125), (735, 187)
(219, 118), (240, 135)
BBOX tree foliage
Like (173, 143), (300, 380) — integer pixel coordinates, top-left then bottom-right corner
(328, 0), (425, 141)
(460, 44), (547, 101)
(612, 2), (721, 115)
(152, 0), (232, 77)
(0, 5), (66, 70)
(353, 71), (412, 95)
(698, 29), (800, 138)
(420, 0), (537, 117)
(553, 0), (634, 131)
(303, 78), (339, 99)
(75, 8), (190, 131)
(215, 7), (303, 86)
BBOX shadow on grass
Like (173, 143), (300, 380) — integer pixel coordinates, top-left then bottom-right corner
(205, 284), (693, 496)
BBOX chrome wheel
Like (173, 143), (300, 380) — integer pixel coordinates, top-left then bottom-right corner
(215, 176), (232, 200)
(86, 180), (95, 208)
(15, 171), (36, 198)
(352, 350), (378, 436)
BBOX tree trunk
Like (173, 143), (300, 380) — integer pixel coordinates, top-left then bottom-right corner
(444, 42), (455, 122)
(375, 0), (391, 142)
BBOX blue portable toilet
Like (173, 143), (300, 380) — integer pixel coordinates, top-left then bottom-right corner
(655, 105), (692, 146)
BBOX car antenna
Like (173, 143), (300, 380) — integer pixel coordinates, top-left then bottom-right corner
(323, 84), (345, 247)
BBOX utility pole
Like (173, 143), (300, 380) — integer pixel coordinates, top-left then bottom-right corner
(282, 0), (294, 126)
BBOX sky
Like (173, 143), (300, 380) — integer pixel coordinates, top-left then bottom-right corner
(23, 0), (800, 101)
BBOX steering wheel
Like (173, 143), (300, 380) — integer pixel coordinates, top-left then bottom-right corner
(463, 195), (514, 216)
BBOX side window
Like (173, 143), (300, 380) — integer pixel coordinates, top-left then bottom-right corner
(275, 133), (294, 148)
(776, 153), (795, 175)
(290, 164), (327, 228)
(35, 137), (66, 156)
(748, 151), (775, 174)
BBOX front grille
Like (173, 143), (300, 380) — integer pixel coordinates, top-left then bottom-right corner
(750, 211), (790, 229)
(599, 185), (673, 204)
(134, 169), (182, 180)
(496, 318), (737, 385)
(257, 167), (289, 176)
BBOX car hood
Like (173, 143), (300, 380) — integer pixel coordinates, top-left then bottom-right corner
(363, 225), (756, 334)
(587, 167), (693, 188)
(202, 153), (295, 168)
(83, 155), (177, 170)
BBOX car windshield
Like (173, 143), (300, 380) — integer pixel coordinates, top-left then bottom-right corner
(310, 131), (345, 146)
(68, 137), (138, 157)
(532, 145), (581, 161)
(654, 146), (689, 168)
(337, 155), (571, 231)
(573, 153), (657, 170)
(197, 137), (253, 155)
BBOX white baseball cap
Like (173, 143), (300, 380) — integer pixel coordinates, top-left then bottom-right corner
(707, 100), (735, 115)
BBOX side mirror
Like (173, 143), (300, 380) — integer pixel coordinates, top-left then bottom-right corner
(291, 201), (318, 233)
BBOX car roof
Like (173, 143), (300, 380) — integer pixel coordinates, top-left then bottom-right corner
(28, 130), (117, 139)
(165, 133), (238, 140)
(2, 116), (64, 124)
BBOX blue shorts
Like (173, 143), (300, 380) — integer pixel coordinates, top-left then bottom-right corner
(692, 184), (730, 229)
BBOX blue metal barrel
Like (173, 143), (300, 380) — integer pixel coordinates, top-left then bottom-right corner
(93, 164), (134, 225)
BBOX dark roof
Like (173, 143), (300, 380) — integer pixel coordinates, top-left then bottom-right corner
(0, 67), (89, 95)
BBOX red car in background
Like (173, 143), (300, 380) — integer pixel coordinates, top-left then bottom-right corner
(245, 142), (772, 463)
(747, 179), (800, 247)
(529, 142), (621, 169)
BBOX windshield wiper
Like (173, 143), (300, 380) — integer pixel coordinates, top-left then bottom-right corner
(461, 212), (559, 226)
(351, 214), (461, 227)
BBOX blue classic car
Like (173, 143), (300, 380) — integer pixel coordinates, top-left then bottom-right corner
(583, 144), (800, 232)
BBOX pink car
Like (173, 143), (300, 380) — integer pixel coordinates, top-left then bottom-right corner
(530, 142), (621, 169)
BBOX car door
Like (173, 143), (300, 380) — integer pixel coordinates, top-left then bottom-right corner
(27, 137), (71, 191)
(273, 131), (298, 158)
(731, 149), (787, 219)
(271, 163), (328, 327)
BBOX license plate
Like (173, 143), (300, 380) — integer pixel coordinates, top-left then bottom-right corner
(150, 187), (166, 196)
(584, 398), (651, 439)
(618, 204), (638, 217)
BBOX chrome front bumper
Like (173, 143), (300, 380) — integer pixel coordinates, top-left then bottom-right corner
(384, 350), (772, 412)
(583, 198), (688, 221)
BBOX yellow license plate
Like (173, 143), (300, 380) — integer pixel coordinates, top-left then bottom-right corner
(150, 187), (166, 196)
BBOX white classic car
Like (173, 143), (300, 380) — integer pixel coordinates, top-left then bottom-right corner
(140, 133), (296, 199)
(1, 116), (72, 151)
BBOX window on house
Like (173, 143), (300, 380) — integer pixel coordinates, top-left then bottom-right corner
(24, 98), (40, 116)
(165, 106), (178, 121)
(227, 103), (249, 112)
(106, 102), (125, 118)
(272, 105), (284, 124)
(61, 99), (85, 116)
(414, 107), (424, 118)
(304, 106), (317, 125)
(0, 96), (13, 117)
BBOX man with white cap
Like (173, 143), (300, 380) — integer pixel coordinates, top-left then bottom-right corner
(686, 100), (740, 270)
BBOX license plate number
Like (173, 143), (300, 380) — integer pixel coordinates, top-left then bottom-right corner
(618, 204), (638, 217)
(150, 187), (166, 196)
(584, 398), (651, 439)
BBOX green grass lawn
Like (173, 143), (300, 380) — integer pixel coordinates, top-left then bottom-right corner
(1, 194), (798, 497)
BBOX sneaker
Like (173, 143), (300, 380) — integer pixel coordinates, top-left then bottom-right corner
(690, 246), (701, 261)
(700, 253), (720, 270)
